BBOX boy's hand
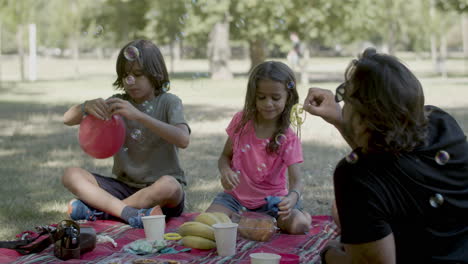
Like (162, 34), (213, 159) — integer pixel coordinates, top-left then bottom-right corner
(220, 169), (240, 190)
(106, 98), (143, 120)
(84, 98), (112, 120)
(277, 194), (299, 219)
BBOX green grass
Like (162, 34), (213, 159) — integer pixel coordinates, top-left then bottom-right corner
(0, 56), (467, 239)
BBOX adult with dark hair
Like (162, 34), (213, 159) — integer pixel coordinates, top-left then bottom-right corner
(304, 48), (468, 263)
(62, 39), (190, 228)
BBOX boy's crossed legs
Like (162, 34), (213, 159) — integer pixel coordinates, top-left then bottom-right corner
(62, 167), (184, 228)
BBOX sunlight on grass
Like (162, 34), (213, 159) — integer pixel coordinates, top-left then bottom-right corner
(190, 181), (222, 192)
(190, 120), (230, 135)
(191, 201), (214, 213)
(40, 159), (77, 169)
(39, 200), (68, 214)
(0, 149), (25, 157)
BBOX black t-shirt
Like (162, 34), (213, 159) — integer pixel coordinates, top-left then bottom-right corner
(334, 106), (468, 263)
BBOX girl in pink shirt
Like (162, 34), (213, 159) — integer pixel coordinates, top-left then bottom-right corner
(206, 61), (311, 234)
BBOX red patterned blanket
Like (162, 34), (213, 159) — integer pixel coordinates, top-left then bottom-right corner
(0, 214), (338, 264)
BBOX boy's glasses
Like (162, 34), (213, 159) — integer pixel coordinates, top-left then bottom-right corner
(335, 82), (346, 103)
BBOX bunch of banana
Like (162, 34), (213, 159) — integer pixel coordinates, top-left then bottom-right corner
(179, 212), (232, 250)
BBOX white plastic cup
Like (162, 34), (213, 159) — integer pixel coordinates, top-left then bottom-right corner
(141, 215), (166, 241)
(212, 222), (238, 256)
(249, 253), (282, 264)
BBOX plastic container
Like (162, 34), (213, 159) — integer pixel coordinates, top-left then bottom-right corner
(236, 212), (277, 242)
(278, 253), (300, 264)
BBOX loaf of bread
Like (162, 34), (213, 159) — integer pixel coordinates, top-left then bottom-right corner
(237, 212), (277, 242)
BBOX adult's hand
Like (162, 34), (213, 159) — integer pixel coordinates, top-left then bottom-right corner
(303, 87), (342, 127)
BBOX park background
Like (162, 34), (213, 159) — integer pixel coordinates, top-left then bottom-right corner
(0, 0), (467, 240)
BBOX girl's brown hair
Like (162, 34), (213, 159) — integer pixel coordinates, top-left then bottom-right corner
(238, 61), (299, 154)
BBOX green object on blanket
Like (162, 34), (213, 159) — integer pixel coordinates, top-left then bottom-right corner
(160, 247), (191, 254)
(123, 239), (167, 255)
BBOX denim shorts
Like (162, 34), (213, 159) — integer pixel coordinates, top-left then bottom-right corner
(211, 192), (303, 218)
(93, 173), (185, 217)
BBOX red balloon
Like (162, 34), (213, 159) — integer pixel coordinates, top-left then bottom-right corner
(79, 115), (126, 159)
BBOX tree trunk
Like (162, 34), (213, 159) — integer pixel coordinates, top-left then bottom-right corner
(96, 47), (104, 60)
(70, 0), (80, 78)
(439, 34), (447, 78)
(0, 21), (2, 88)
(28, 24), (37, 82)
(431, 34), (439, 73)
(430, 0), (439, 74)
(248, 38), (266, 71)
(462, 14), (468, 74)
(299, 46), (310, 85)
(71, 36), (80, 78)
(169, 42), (175, 75)
(17, 24), (25, 82)
(207, 17), (232, 80)
(387, 21), (396, 55)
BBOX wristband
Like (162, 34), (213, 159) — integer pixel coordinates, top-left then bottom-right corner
(81, 101), (88, 116)
(288, 189), (301, 200)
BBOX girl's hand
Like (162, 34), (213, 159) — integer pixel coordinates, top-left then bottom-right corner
(84, 98), (112, 120)
(106, 98), (143, 121)
(277, 194), (299, 219)
(220, 168), (240, 190)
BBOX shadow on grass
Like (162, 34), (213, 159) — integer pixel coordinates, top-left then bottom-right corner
(0, 81), (19, 93)
(0, 99), (466, 239)
(169, 71), (249, 80)
(184, 103), (238, 123)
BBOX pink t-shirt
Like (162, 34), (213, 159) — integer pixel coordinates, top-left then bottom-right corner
(225, 112), (303, 209)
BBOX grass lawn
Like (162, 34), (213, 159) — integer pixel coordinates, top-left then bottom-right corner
(0, 55), (467, 240)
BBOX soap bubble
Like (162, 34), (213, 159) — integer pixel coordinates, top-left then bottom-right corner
(429, 193), (444, 208)
(94, 25), (104, 36)
(275, 133), (287, 145)
(125, 75), (135, 85)
(435, 150), (450, 165)
(124, 46), (139, 61)
(345, 152), (358, 164)
(162, 82), (170, 92)
(130, 129), (144, 142)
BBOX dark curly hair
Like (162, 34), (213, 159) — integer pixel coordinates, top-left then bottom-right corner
(113, 39), (169, 95)
(237, 61), (299, 154)
(343, 48), (428, 153)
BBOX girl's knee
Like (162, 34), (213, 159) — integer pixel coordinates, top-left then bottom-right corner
(291, 218), (311, 234)
(285, 211), (311, 235)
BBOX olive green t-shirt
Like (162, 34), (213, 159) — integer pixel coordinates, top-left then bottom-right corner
(111, 93), (190, 188)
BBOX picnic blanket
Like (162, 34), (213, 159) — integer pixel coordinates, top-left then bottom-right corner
(0, 213), (339, 264)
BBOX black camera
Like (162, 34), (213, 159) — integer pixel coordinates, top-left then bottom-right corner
(53, 220), (96, 260)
